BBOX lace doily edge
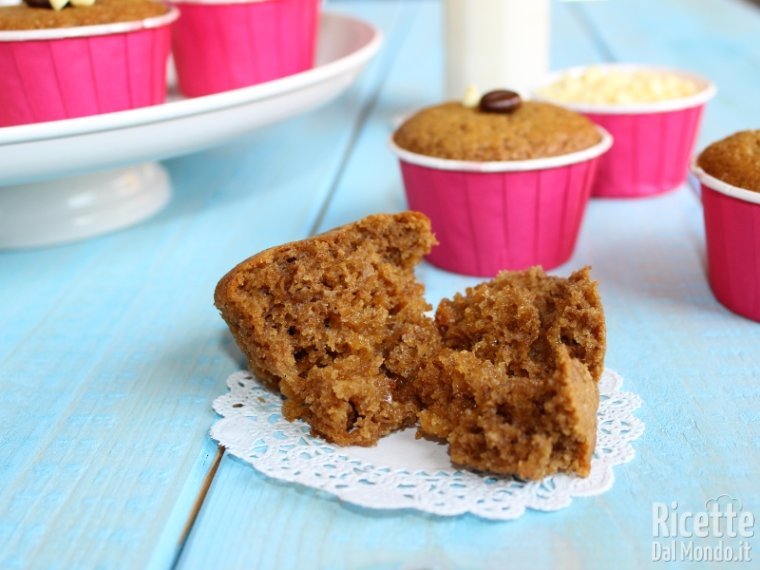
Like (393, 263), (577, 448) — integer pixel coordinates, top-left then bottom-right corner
(209, 368), (644, 521)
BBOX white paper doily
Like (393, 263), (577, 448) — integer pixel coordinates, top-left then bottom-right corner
(211, 368), (643, 521)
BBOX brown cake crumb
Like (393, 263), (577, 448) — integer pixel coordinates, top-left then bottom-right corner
(436, 267), (606, 382)
(392, 101), (602, 162)
(416, 267), (605, 479)
(697, 130), (760, 193)
(214, 212), (440, 447)
(215, 214), (606, 478)
(0, 0), (168, 31)
(417, 347), (598, 479)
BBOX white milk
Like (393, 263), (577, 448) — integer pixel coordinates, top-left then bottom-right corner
(443, 0), (550, 99)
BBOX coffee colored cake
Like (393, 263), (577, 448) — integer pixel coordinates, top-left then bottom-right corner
(392, 101), (602, 161)
(214, 212), (440, 447)
(436, 267), (606, 382)
(215, 214), (606, 478)
(697, 130), (760, 193)
(417, 347), (599, 479)
(0, 0), (168, 30)
(416, 267), (605, 479)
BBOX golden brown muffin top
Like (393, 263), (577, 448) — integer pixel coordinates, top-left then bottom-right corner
(0, 0), (168, 30)
(697, 130), (760, 193)
(393, 101), (603, 162)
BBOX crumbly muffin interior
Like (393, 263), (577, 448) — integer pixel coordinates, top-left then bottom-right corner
(214, 212), (439, 446)
(416, 267), (605, 479)
(215, 215), (606, 478)
(417, 348), (599, 479)
(436, 267), (606, 382)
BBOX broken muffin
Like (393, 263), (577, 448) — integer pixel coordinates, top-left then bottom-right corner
(214, 212), (439, 446)
(215, 213), (606, 479)
(416, 267), (605, 478)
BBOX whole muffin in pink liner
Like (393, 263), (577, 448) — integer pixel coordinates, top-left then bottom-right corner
(535, 64), (716, 198)
(0, 0), (177, 128)
(390, 91), (612, 277)
(169, 0), (320, 97)
(693, 130), (760, 322)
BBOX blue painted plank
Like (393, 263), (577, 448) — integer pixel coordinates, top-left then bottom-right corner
(181, 1), (760, 569)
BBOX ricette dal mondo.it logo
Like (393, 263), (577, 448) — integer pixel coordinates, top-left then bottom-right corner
(652, 495), (755, 563)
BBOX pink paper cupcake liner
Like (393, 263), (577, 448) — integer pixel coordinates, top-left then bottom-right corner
(390, 130), (613, 277)
(170, 0), (320, 98)
(0, 9), (177, 128)
(694, 164), (760, 322)
(535, 64), (716, 199)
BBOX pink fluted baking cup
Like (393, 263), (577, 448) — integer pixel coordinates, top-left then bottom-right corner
(0, 9), (177, 128)
(390, 129), (613, 276)
(535, 64), (716, 199)
(170, 0), (320, 97)
(693, 164), (760, 322)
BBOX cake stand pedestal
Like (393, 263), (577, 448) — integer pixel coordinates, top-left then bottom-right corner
(0, 163), (170, 249)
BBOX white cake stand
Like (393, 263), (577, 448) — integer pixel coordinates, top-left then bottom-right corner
(0, 12), (382, 249)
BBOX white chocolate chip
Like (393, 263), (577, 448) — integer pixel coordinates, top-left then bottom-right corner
(71, 0), (96, 5)
(49, 0), (70, 10)
(462, 84), (481, 109)
(538, 67), (700, 105)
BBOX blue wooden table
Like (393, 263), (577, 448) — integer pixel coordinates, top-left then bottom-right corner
(2, 1), (759, 568)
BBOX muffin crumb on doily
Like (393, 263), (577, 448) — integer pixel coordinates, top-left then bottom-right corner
(215, 213), (606, 478)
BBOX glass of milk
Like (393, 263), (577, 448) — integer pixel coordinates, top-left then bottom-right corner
(443, 0), (550, 99)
